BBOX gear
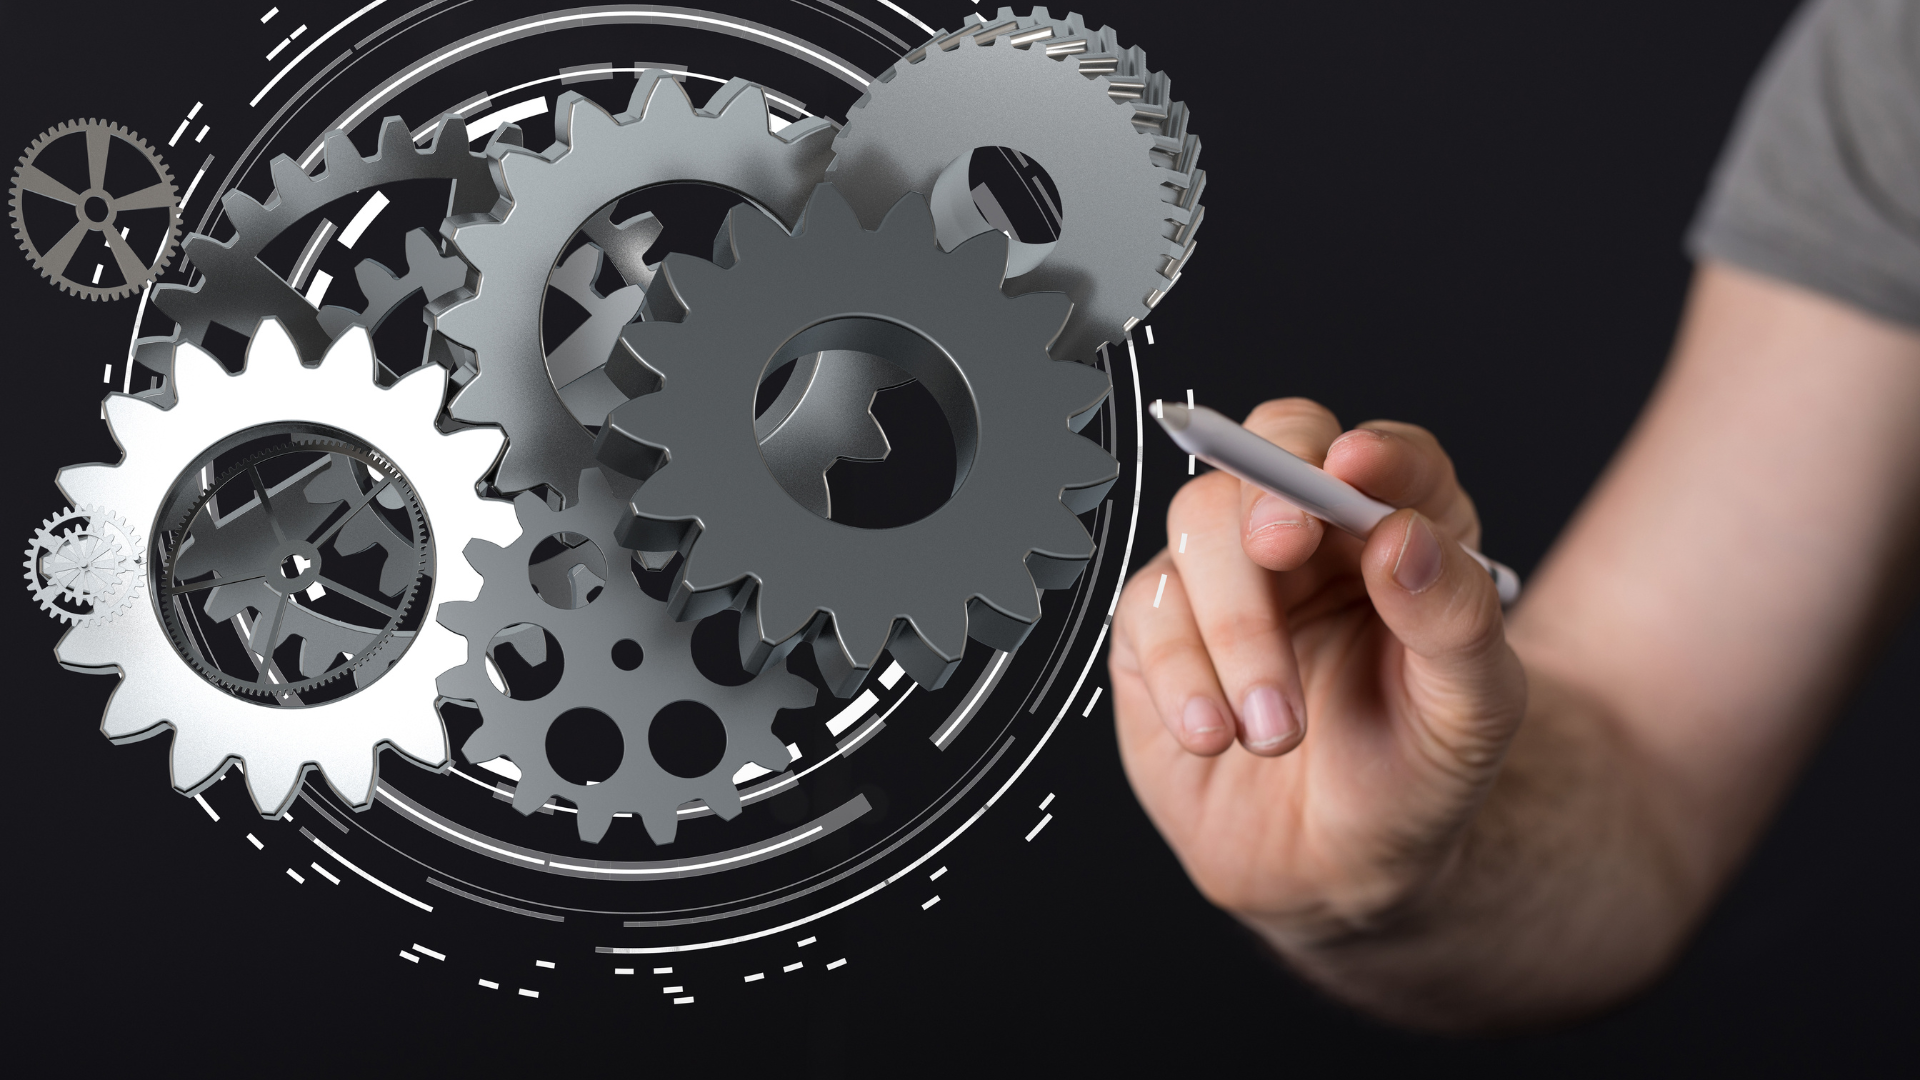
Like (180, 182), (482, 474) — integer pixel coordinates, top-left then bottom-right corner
(133, 114), (499, 404)
(437, 468), (816, 845)
(316, 227), (472, 386)
(24, 507), (144, 625)
(826, 7), (1204, 363)
(432, 71), (837, 507)
(156, 439), (429, 700)
(597, 184), (1118, 697)
(53, 319), (515, 817)
(10, 119), (182, 301)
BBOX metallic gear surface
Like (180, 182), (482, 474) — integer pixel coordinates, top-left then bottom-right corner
(826, 7), (1204, 364)
(10, 119), (181, 301)
(598, 184), (1118, 696)
(55, 319), (515, 817)
(433, 71), (837, 506)
(437, 468), (816, 845)
(136, 115), (498, 402)
(25, 507), (144, 625)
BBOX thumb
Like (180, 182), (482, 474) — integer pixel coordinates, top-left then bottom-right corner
(1360, 510), (1526, 772)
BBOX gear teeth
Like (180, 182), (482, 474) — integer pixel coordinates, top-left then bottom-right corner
(316, 744), (378, 807)
(576, 805), (617, 843)
(555, 91), (623, 154)
(631, 72), (697, 121)
(700, 77), (763, 121)
(512, 779), (556, 817)
(889, 612), (969, 690)
(169, 730), (237, 792)
(796, 182), (864, 239)
(1054, 435), (1121, 513)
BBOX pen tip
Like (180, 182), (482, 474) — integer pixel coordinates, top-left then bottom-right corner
(1156, 401), (1191, 431)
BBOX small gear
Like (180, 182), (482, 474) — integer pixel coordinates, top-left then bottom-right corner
(132, 114), (500, 404)
(316, 228), (473, 386)
(24, 507), (144, 625)
(827, 7), (1204, 363)
(10, 119), (182, 301)
(432, 71), (837, 506)
(597, 184), (1118, 696)
(437, 468), (817, 845)
(54, 318), (516, 817)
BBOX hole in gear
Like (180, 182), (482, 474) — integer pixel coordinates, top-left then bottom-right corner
(611, 637), (643, 670)
(824, 378), (957, 530)
(546, 707), (624, 785)
(648, 699), (728, 778)
(528, 531), (607, 609)
(487, 624), (563, 701)
(690, 609), (754, 686)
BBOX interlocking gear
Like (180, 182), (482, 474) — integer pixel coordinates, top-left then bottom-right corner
(133, 115), (499, 404)
(827, 7), (1204, 363)
(24, 507), (144, 625)
(53, 319), (515, 817)
(437, 468), (816, 844)
(433, 71), (837, 506)
(316, 227), (472, 386)
(597, 184), (1118, 696)
(11, 119), (182, 301)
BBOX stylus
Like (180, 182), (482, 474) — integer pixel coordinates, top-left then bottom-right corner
(1153, 402), (1522, 607)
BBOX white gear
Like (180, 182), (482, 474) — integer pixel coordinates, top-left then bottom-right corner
(54, 320), (517, 817)
(24, 506), (144, 625)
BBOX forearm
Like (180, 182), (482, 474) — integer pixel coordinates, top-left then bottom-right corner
(1251, 654), (1696, 1032)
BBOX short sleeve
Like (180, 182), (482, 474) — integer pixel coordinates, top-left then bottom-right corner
(1689, 0), (1920, 330)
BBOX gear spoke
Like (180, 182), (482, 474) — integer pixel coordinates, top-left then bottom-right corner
(305, 476), (394, 550)
(112, 182), (175, 212)
(15, 164), (82, 205)
(310, 574), (403, 620)
(85, 124), (109, 191)
(246, 465), (288, 544)
(164, 573), (266, 597)
(41, 221), (89, 275)
(103, 227), (150, 287)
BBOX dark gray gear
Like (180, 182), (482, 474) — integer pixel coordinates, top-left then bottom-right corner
(596, 184), (1118, 697)
(431, 71), (837, 507)
(436, 468), (817, 845)
(10, 119), (181, 301)
(133, 115), (499, 404)
(826, 7), (1204, 364)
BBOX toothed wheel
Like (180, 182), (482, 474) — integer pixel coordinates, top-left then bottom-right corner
(24, 506), (144, 626)
(436, 468), (817, 845)
(597, 183), (1119, 696)
(10, 119), (182, 301)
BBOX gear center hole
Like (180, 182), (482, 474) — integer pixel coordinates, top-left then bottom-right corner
(547, 707), (623, 785)
(529, 532), (607, 609)
(82, 195), (112, 223)
(755, 317), (979, 529)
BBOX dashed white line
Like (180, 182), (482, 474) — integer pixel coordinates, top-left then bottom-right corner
(285, 868), (305, 884)
(783, 962), (804, 973)
(302, 270), (333, 307)
(465, 97), (549, 142)
(1187, 388), (1196, 408)
(673, 996), (695, 1005)
(307, 833), (433, 912)
(1082, 686), (1104, 716)
(181, 157), (211, 209)
(90, 264), (103, 285)
(615, 968), (634, 975)
(930, 865), (948, 881)
(194, 793), (219, 821)
(878, 660), (907, 689)
(827, 958), (847, 970)
(1039, 793), (1055, 810)
(1026, 813), (1054, 841)
(661, 985), (684, 994)
(518, 988), (539, 999)
(246, 833), (263, 850)
(1178, 532), (1188, 553)
(797, 936), (817, 947)
(337, 191), (389, 248)
(1152, 573), (1168, 608)
(653, 966), (672, 974)
(168, 119), (190, 147)
(309, 862), (339, 884)
(414, 944), (445, 961)
(535, 960), (555, 969)
(251, 1), (390, 108)
(195, 125), (210, 143)
(875, 1), (935, 36)
(259, 6), (278, 22)
(1146, 325), (1156, 345)
(399, 950), (418, 962)
(266, 37), (292, 60)
(744, 972), (765, 982)
(921, 895), (941, 911)
(826, 690), (879, 736)
(478, 979), (499, 989)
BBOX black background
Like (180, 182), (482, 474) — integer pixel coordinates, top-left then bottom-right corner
(7, 1), (1914, 1073)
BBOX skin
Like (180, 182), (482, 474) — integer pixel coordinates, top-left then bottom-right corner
(1109, 262), (1920, 1030)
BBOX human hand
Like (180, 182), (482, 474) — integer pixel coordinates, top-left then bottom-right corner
(1110, 399), (1527, 952)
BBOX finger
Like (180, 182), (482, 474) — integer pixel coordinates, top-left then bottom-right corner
(1171, 473), (1307, 756)
(1360, 509), (1525, 769)
(1324, 421), (1481, 547)
(1237, 398), (1341, 571)
(1111, 551), (1238, 756)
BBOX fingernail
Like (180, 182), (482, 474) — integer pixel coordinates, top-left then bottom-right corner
(1182, 697), (1226, 738)
(1248, 494), (1311, 535)
(1392, 512), (1444, 594)
(1241, 685), (1302, 750)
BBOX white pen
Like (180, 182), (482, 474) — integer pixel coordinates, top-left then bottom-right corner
(1154, 401), (1522, 606)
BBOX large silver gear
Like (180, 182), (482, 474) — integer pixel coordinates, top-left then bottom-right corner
(597, 184), (1118, 697)
(24, 507), (144, 625)
(436, 467), (816, 845)
(826, 7), (1204, 364)
(133, 115), (498, 404)
(54, 318), (516, 817)
(10, 119), (182, 301)
(432, 71), (837, 507)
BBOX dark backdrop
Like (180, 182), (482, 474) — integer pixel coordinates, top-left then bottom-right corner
(7, 1), (1913, 1072)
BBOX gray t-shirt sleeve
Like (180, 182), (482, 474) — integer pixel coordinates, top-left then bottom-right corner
(1690, 0), (1920, 330)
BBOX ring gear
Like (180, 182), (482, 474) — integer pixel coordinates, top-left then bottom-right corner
(25, 507), (144, 625)
(437, 468), (816, 845)
(10, 119), (182, 301)
(157, 439), (429, 700)
(432, 71), (836, 507)
(53, 319), (515, 817)
(134, 115), (499, 405)
(826, 6), (1204, 363)
(597, 184), (1118, 696)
